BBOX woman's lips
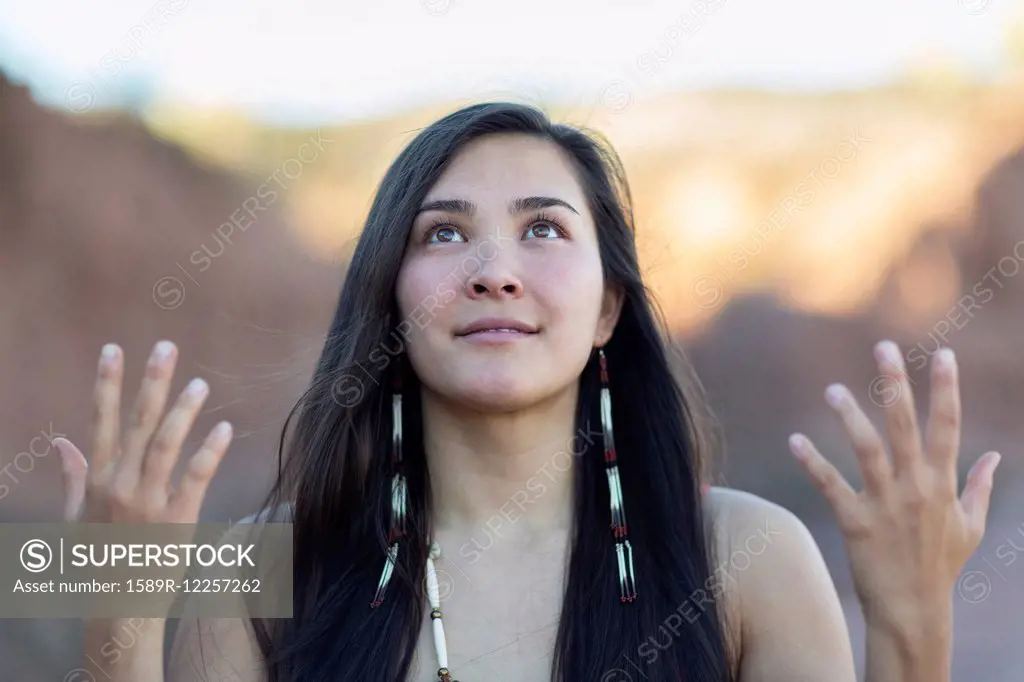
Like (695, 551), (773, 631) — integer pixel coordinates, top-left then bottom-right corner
(456, 328), (538, 344)
(455, 317), (538, 336)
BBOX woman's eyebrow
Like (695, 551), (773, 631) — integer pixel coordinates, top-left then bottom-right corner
(415, 196), (580, 217)
(510, 196), (579, 215)
(416, 198), (475, 216)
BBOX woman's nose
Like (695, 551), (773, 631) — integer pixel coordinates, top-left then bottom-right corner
(465, 261), (523, 300)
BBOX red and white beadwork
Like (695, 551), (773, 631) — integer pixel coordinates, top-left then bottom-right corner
(371, 382), (408, 608)
(600, 349), (637, 603)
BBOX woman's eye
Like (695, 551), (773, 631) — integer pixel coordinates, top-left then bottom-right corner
(524, 223), (561, 240)
(429, 226), (465, 243)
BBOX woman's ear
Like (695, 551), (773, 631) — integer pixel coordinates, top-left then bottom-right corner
(595, 283), (625, 346)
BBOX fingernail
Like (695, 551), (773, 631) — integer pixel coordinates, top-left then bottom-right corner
(152, 340), (175, 363)
(212, 421), (233, 441)
(99, 343), (120, 367)
(938, 348), (956, 368)
(984, 454), (1001, 488)
(875, 340), (904, 369)
(789, 433), (808, 453)
(825, 384), (846, 407)
(186, 378), (208, 397)
(52, 438), (68, 471)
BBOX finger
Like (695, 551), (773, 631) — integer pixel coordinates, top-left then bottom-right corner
(54, 438), (88, 521)
(825, 384), (891, 494)
(140, 378), (210, 501)
(789, 433), (858, 520)
(924, 348), (961, 476)
(90, 344), (123, 476)
(169, 422), (233, 521)
(873, 340), (923, 478)
(961, 451), (1000, 541)
(118, 341), (179, 482)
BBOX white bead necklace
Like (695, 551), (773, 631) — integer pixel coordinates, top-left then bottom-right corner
(425, 542), (457, 682)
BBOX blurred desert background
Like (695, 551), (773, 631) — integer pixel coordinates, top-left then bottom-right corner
(3, 0), (1024, 679)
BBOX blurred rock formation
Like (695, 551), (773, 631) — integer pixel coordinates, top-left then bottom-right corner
(2, 71), (1022, 679)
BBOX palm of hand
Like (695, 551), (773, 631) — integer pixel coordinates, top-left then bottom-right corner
(55, 341), (232, 526)
(790, 342), (1000, 632)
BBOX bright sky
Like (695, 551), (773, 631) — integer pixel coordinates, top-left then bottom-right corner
(0, 0), (1017, 124)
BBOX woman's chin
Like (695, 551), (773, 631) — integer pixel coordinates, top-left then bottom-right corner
(446, 376), (545, 413)
(464, 389), (536, 413)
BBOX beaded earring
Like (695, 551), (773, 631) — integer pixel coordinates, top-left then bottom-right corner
(599, 348), (637, 603)
(370, 374), (407, 608)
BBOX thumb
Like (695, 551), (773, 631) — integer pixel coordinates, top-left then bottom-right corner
(961, 451), (1001, 540)
(53, 438), (88, 521)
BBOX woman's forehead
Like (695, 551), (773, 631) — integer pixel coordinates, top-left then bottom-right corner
(426, 134), (585, 202)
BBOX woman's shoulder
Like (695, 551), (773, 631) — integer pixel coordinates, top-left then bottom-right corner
(701, 486), (852, 674)
(702, 486), (811, 546)
(235, 502), (295, 524)
(167, 504), (295, 681)
(701, 485), (826, 587)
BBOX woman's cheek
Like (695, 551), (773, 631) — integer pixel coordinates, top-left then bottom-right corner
(397, 260), (443, 318)
(396, 260), (458, 343)
(534, 253), (604, 323)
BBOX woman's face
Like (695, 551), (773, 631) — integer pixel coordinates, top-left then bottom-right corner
(395, 133), (623, 411)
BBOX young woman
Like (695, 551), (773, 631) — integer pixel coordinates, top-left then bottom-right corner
(64, 102), (1001, 681)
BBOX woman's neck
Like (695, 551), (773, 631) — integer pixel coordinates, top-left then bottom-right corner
(421, 385), (583, 544)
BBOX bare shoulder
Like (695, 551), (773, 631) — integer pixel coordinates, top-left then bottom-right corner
(242, 503), (295, 523)
(168, 613), (265, 682)
(703, 486), (809, 555)
(167, 507), (292, 682)
(702, 485), (834, 613)
(700, 487), (803, 661)
(703, 487), (856, 681)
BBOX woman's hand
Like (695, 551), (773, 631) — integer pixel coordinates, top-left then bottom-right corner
(58, 341), (235, 682)
(55, 340), (232, 526)
(788, 341), (1000, 639)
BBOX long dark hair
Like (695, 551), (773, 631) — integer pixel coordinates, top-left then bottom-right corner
(249, 102), (735, 681)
